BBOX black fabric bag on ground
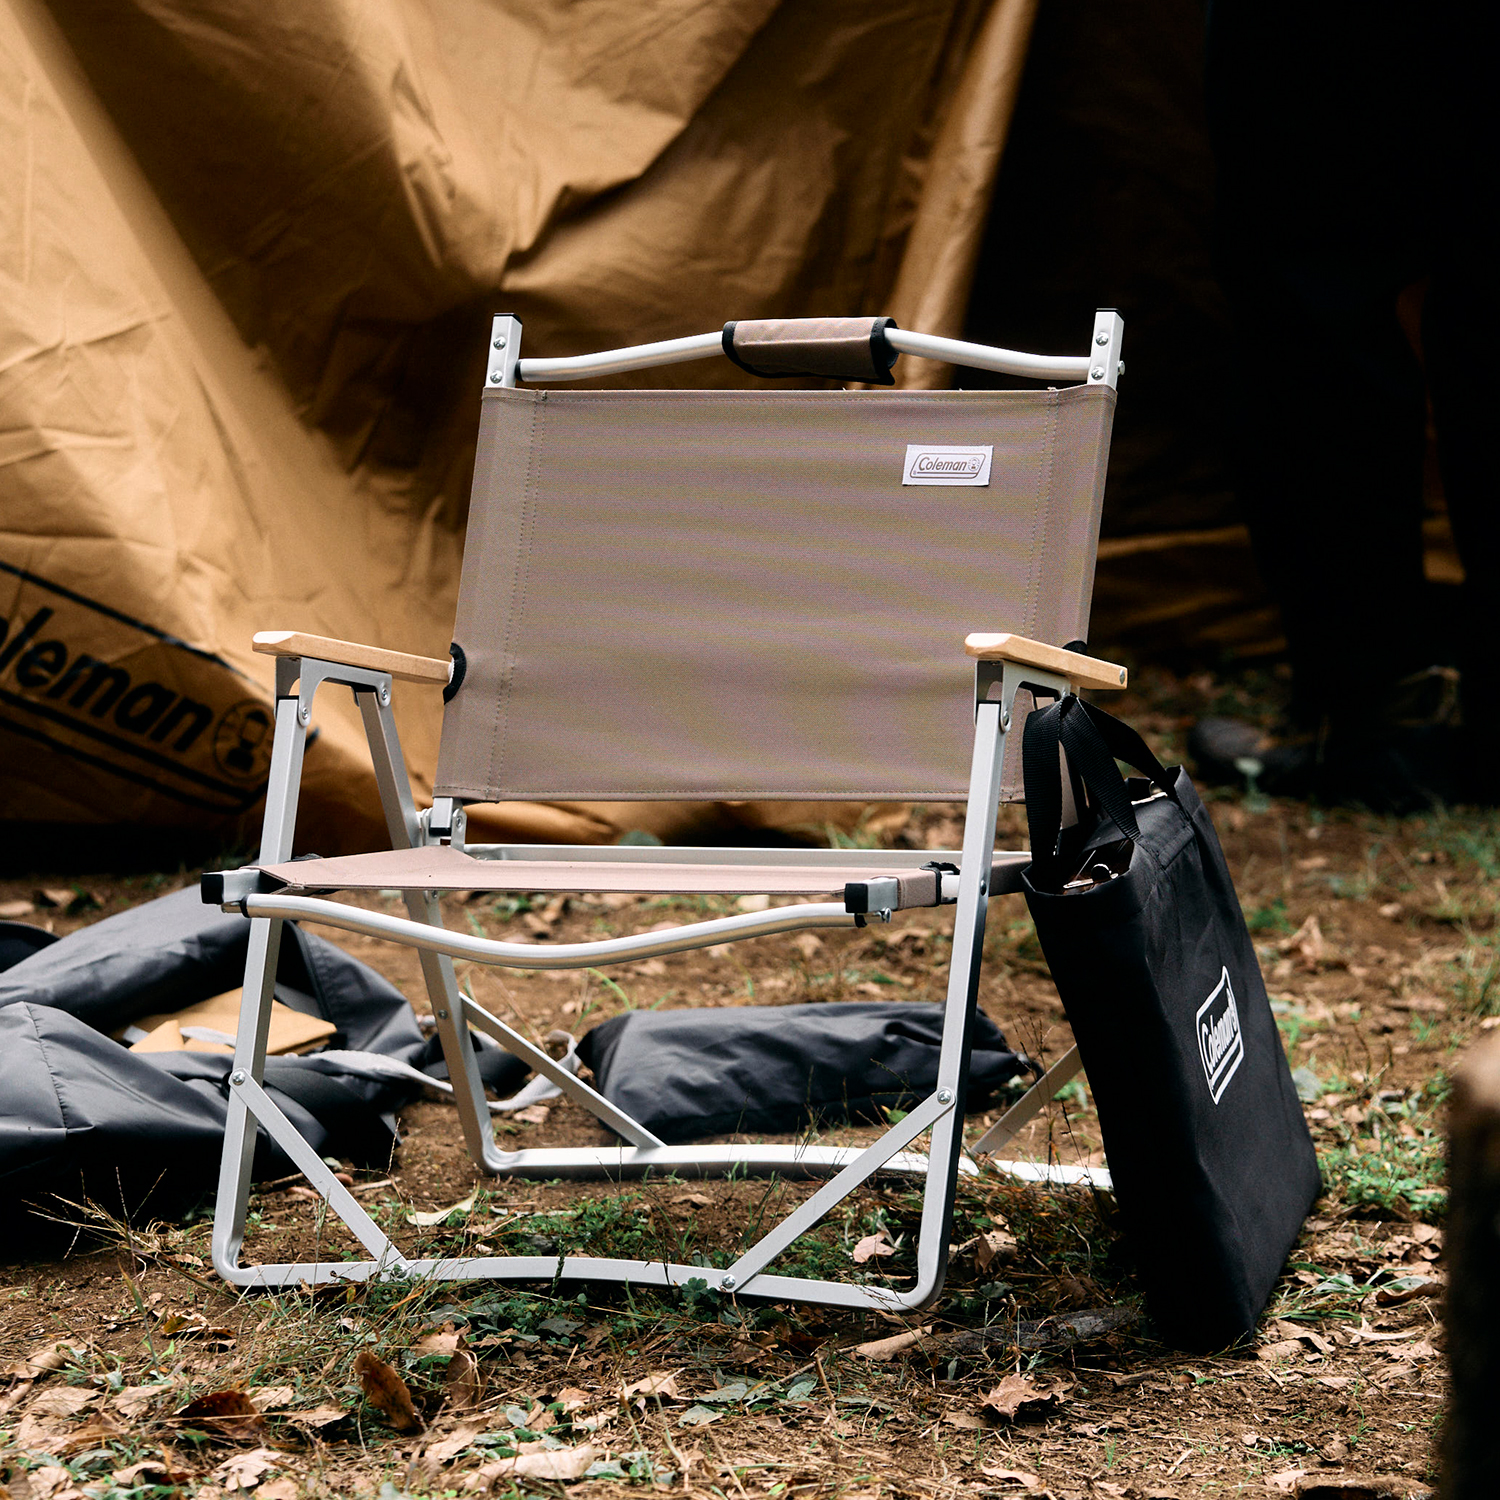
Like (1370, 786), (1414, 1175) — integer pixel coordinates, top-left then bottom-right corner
(1020, 697), (1320, 1351)
(577, 1000), (1028, 1144)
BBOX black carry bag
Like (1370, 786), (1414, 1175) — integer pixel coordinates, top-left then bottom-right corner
(1020, 696), (1320, 1350)
(578, 1001), (1028, 1143)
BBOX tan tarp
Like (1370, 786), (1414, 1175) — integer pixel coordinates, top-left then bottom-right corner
(1, 0), (1040, 853)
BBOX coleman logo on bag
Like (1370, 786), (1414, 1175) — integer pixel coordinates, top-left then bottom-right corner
(902, 444), (992, 486)
(1196, 967), (1244, 1103)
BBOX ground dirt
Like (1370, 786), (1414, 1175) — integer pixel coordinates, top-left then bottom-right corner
(0, 667), (1485, 1500)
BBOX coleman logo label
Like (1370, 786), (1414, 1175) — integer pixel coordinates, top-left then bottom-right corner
(0, 561), (276, 817)
(902, 444), (993, 486)
(1196, 966), (1244, 1104)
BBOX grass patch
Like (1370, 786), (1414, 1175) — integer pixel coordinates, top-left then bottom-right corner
(1314, 1076), (1448, 1222)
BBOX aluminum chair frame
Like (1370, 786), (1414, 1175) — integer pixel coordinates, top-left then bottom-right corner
(206, 315), (1124, 1312)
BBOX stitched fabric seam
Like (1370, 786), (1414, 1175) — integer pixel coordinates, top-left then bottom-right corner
(487, 396), (544, 794)
(24, 1004), (72, 1139)
(1024, 392), (1058, 639)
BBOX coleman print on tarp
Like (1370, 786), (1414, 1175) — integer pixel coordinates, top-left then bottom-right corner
(0, 563), (275, 819)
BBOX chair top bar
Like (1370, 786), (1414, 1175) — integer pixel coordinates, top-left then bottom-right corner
(503, 312), (1122, 388)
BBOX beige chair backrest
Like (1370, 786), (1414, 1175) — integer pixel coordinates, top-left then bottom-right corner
(435, 382), (1115, 803)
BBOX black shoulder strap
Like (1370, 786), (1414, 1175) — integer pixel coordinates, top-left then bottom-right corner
(1024, 698), (1179, 879)
(1022, 698), (1069, 869)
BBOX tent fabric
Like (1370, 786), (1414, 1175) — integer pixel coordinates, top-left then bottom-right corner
(0, 887), (425, 1060)
(0, 888), (439, 1228)
(1, 0), (1041, 854)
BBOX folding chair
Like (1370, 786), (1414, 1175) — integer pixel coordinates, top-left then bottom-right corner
(203, 310), (1127, 1312)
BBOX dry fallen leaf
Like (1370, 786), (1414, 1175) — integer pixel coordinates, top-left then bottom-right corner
(421, 1421), (485, 1468)
(257, 1480), (299, 1500)
(27, 1464), (83, 1500)
(1280, 913), (1328, 970)
(445, 1347), (482, 1411)
(16, 1416), (120, 1457)
(979, 1467), (1041, 1490)
(5, 1339), (84, 1382)
(247, 1386), (296, 1413)
(178, 1390), (268, 1442)
(978, 1374), (1069, 1421)
(414, 1328), (462, 1357)
(0, 1340), (86, 1416)
(1258, 1339), (1305, 1362)
(212, 1447), (282, 1492)
(975, 1227), (1019, 1272)
(621, 1370), (682, 1400)
(109, 1460), (179, 1489)
(466, 1442), (597, 1484)
(573, 1409), (617, 1432)
(1348, 1322), (1418, 1344)
(944, 1409), (985, 1429)
(354, 1350), (423, 1432)
(1271, 1321), (1334, 1354)
(284, 1404), (346, 1430)
(28, 1387), (98, 1419)
(851, 1231), (896, 1264)
(852, 1326), (931, 1360)
(156, 1308), (235, 1345)
(405, 1189), (480, 1227)
(1265, 1472), (1307, 1494)
(1374, 1277), (1433, 1307)
(1396, 1337), (1438, 1363)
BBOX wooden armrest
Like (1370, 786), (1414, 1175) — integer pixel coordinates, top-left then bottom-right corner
(964, 632), (1127, 691)
(252, 631), (452, 686)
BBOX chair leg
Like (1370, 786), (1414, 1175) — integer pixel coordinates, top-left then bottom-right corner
(907, 694), (1010, 1306)
(354, 687), (500, 1162)
(212, 695), (308, 1283)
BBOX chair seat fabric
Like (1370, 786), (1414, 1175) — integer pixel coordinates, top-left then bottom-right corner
(256, 844), (1027, 898)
